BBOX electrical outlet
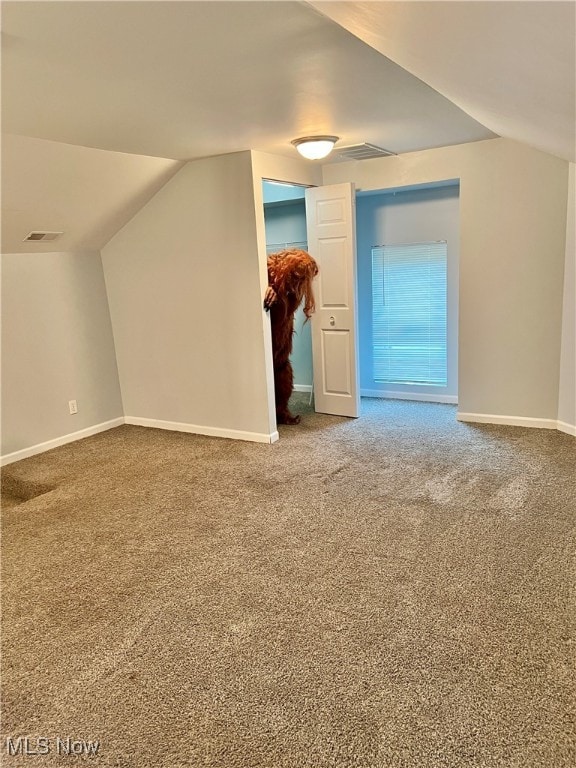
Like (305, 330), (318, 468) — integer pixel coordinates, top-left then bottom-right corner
(68, 400), (78, 415)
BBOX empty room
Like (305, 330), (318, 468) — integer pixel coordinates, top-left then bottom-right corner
(1, 2), (575, 767)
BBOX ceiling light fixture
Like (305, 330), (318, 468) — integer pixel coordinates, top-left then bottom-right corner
(291, 135), (339, 160)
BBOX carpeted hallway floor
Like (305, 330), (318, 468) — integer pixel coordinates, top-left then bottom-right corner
(1, 395), (575, 768)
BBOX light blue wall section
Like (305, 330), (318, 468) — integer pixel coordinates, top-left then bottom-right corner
(356, 184), (460, 398)
(262, 180), (307, 204)
(263, 200), (307, 248)
(263, 198), (313, 388)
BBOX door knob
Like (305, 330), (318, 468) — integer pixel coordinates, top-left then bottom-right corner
(329, 316), (336, 326)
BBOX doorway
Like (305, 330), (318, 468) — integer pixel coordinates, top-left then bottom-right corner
(356, 182), (460, 404)
(262, 180), (313, 396)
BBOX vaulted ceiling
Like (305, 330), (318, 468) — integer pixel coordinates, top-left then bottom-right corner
(2, 0), (496, 161)
(2, 0), (574, 253)
(310, 1), (575, 163)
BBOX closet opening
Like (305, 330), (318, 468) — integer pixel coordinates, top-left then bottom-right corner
(262, 179), (314, 399)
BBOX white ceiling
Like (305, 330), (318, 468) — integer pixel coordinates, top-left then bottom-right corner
(2, 1), (573, 253)
(311, 0), (576, 163)
(1, 0), (495, 162)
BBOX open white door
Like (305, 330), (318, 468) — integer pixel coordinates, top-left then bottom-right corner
(305, 182), (360, 418)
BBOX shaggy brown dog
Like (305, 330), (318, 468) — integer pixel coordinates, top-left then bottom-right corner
(264, 249), (319, 425)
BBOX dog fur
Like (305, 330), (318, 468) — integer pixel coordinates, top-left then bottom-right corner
(264, 249), (319, 425)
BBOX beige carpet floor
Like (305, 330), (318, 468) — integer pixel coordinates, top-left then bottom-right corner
(1, 395), (575, 768)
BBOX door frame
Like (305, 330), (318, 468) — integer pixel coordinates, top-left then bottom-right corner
(256, 175), (361, 425)
(251, 152), (323, 436)
(354, 179), (460, 404)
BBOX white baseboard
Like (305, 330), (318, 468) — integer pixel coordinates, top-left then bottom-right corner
(361, 389), (458, 404)
(557, 420), (576, 437)
(293, 384), (313, 393)
(125, 416), (279, 444)
(1, 415), (279, 466)
(3, 407), (569, 468)
(457, 412), (558, 430)
(1, 417), (125, 467)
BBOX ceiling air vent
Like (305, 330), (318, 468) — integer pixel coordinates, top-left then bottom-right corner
(334, 143), (397, 161)
(23, 231), (64, 242)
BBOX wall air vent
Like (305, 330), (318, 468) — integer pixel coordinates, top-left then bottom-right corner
(334, 143), (397, 161)
(23, 231), (64, 242)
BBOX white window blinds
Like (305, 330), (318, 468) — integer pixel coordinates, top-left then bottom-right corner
(372, 241), (448, 386)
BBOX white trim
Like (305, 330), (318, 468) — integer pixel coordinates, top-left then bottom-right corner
(1, 408), (570, 467)
(125, 416), (279, 444)
(361, 389), (458, 404)
(457, 412), (558, 430)
(557, 420), (576, 437)
(0, 417), (125, 466)
(293, 384), (313, 393)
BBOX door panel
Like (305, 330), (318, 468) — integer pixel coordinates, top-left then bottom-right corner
(306, 183), (359, 418)
(321, 330), (352, 395)
(316, 237), (349, 307)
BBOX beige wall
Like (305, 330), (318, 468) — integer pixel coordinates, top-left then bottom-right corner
(1, 250), (123, 458)
(101, 151), (274, 441)
(323, 138), (569, 423)
(558, 163), (576, 433)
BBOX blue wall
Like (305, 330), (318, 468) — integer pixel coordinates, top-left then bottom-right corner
(356, 184), (460, 399)
(263, 198), (313, 388)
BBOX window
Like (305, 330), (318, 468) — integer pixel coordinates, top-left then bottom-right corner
(371, 241), (447, 386)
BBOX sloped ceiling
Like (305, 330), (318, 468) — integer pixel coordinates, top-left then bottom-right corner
(1, 1), (573, 253)
(1, 0), (494, 160)
(1, 134), (182, 253)
(310, 1), (576, 163)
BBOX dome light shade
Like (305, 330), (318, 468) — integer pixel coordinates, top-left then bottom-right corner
(291, 135), (339, 160)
